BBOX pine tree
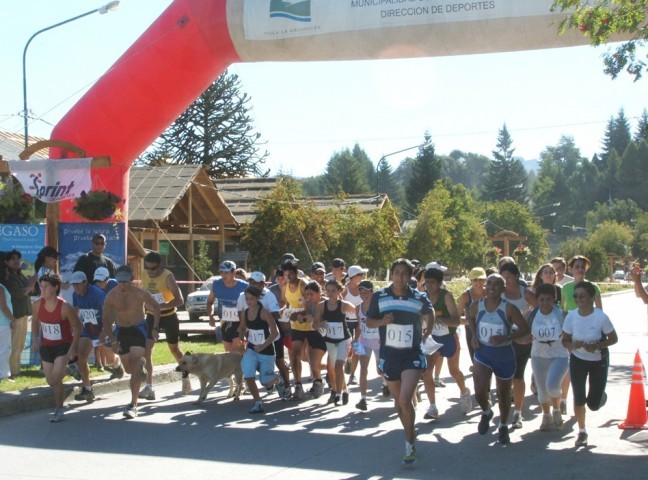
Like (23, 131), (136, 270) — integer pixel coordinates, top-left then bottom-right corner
(601, 108), (632, 163)
(405, 132), (442, 211)
(139, 70), (268, 178)
(483, 124), (527, 203)
(375, 157), (403, 206)
(635, 109), (648, 143)
(323, 149), (371, 195)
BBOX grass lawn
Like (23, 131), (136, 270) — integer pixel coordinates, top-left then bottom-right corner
(0, 335), (222, 393)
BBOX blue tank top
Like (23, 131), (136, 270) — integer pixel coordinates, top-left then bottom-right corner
(476, 298), (511, 348)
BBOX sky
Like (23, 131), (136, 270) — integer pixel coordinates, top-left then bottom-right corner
(1, 0), (647, 179)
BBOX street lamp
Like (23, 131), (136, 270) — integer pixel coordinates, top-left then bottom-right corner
(22, 1), (120, 149)
(377, 139), (431, 170)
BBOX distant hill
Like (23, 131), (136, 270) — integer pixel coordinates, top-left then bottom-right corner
(518, 157), (540, 173)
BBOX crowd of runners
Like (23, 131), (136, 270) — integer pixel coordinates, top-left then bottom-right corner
(1, 238), (631, 464)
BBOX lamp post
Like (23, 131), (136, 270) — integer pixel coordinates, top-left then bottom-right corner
(377, 139), (431, 170)
(22, 1), (120, 149)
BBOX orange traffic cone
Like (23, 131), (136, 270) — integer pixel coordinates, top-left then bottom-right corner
(619, 350), (648, 430)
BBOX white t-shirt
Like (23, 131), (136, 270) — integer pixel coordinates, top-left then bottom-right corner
(530, 306), (569, 359)
(563, 308), (614, 361)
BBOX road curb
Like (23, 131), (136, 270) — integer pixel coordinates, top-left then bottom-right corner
(0, 364), (181, 419)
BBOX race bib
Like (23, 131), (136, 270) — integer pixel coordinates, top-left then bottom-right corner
(282, 307), (304, 324)
(385, 323), (414, 349)
(221, 306), (239, 322)
(361, 322), (379, 340)
(152, 293), (165, 304)
(532, 316), (561, 343)
(78, 308), (98, 325)
(41, 323), (63, 341)
(248, 328), (266, 346)
(477, 323), (504, 344)
(432, 322), (450, 336)
(327, 323), (345, 340)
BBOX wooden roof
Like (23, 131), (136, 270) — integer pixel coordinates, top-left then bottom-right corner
(0, 131), (49, 163)
(129, 165), (237, 228)
(215, 177), (393, 224)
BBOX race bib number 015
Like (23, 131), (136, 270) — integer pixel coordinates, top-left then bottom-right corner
(385, 324), (414, 349)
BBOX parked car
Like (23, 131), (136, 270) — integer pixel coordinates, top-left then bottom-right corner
(185, 275), (220, 322)
(613, 270), (625, 281)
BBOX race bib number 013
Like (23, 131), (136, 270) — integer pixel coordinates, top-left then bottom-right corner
(385, 324), (414, 349)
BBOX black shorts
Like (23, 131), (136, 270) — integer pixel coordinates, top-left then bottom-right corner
(347, 321), (358, 336)
(379, 354), (427, 382)
(146, 313), (180, 344)
(116, 321), (147, 354)
(221, 321), (241, 343)
(291, 329), (327, 352)
(40, 343), (70, 363)
(513, 342), (532, 380)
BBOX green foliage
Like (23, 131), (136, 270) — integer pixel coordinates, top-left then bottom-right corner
(556, 237), (609, 281)
(585, 199), (643, 230)
(138, 70), (268, 178)
(192, 240), (213, 281)
(374, 157), (404, 207)
(405, 181), (489, 269)
(588, 220), (634, 256)
(636, 110), (648, 142)
(240, 179), (402, 276)
(323, 146), (372, 195)
(0, 180), (37, 223)
(446, 150), (490, 191)
(481, 200), (549, 271)
(601, 109), (633, 162)
(406, 132), (442, 211)
(631, 212), (648, 262)
(73, 190), (123, 221)
(482, 124), (527, 203)
(552, 0), (648, 81)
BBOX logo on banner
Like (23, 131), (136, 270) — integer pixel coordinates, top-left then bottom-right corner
(8, 158), (93, 203)
(270, 0), (311, 22)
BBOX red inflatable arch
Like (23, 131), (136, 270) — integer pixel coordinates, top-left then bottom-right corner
(51, 0), (589, 222)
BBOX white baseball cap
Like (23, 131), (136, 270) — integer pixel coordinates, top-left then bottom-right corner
(70, 271), (88, 284)
(93, 267), (110, 282)
(347, 265), (369, 278)
(248, 271), (266, 283)
(425, 261), (448, 272)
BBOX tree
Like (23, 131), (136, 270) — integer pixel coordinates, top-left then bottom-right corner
(406, 181), (489, 269)
(615, 141), (648, 208)
(446, 150), (490, 191)
(481, 200), (549, 271)
(406, 132), (442, 211)
(600, 109), (632, 163)
(631, 211), (648, 262)
(323, 148), (372, 195)
(551, 1), (648, 81)
(483, 124), (528, 203)
(635, 109), (648, 142)
(588, 220), (634, 257)
(585, 199), (643, 231)
(139, 70), (268, 178)
(557, 237), (609, 281)
(374, 157), (403, 206)
(192, 240), (213, 281)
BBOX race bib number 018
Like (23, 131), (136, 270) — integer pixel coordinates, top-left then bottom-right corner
(385, 324), (414, 349)
(41, 323), (63, 341)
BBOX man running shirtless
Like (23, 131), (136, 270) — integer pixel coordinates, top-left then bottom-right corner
(102, 265), (160, 419)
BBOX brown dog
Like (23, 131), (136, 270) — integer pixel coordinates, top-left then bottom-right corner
(175, 351), (244, 405)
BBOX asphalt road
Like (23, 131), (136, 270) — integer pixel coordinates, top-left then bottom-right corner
(1, 291), (647, 480)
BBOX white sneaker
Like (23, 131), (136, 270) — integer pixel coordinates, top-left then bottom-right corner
(249, 401), (264, 414)
(138, 385), (156, 400)
(403, 441), (416, 464)
(511, 411), (523, 429)
(459, 388), (473, 414)
(540, 413), (554, 431)
(424, 404), (439, 420)
(552, 409), (564, 430)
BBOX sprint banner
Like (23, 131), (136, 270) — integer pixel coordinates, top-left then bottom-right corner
(8, 158), (93, 203)
(243, 0), (557, 40)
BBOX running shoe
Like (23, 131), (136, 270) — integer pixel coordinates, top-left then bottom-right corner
(402, 442), (416, 464)
(327, 391), (337, 405)
(249, 401), (264, 414)
(67, 363), (82, 381)
(560, 399), (567, 415)
(123, 404), (138, 419)
(312, 379), (324, 398)
(74, 387), (95, 402)
(276, 377), (286, 398)
(599, 392), (607, 409)
(459, 388), (473, 414)
(552, 409), (564, 430)
(356, 398), (368, 411)
(293, 383), (304, 399)
(110, 364), (125, 380)
(281, 386), (293, 401)
(498, 425), (510, 445)
(49, 408), (64, 423)
(434, 377), (446, 388)
(347, 374), (357, 385)
(478, 409), (494, 435)
(575, 432), (588, 447)
(540, 413), (554, 432)
(181, 377), (192, 395)
(334, 393), (341, 406)
(511, 411), (523, 429)
(382, 383), (390, 397)
(342, 391), (349, 405)
(138, 385), (156, 400)
(424, 404), (439, 420)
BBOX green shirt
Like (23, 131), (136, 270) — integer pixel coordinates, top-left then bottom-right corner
(562, 281), (601, 312)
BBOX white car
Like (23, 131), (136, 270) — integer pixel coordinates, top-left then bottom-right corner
(613, 270), (625, 281)
(185, 275), (220, 322)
